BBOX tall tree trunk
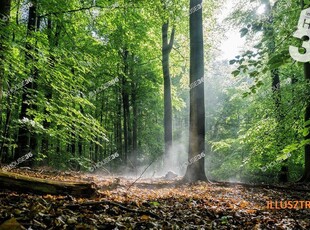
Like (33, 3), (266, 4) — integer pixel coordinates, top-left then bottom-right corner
(70, 131), (76, 156)
(0, 0), (11, 123)
(272, 70), (288, 182)
(162, 21), (175, 159)
(78, 103), (84, 157)
(264, 0), (288, 182)
(29, 35), (39, 155)
(41, 17), (61, 159)
(131, 81), (138, 171)
(0, 98), (12, 162)
(16, 0), (38, 160)
(183, 0), (207, 182)
(117, 87), (123, 158)
(0, 0), (11, 122)
(121, 49), (130, 164)
(96, 92), (106, 162)
(0, 0), (11, 162)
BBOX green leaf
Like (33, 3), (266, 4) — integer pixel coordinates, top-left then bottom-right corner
(150, 201), (160, 207)
(231, 70), (240, 77)
(250, 88), (256, 93)
(256, 81), (264, 88)
(268, 51), (289, 69)
(254, 43), (262, 49)
(302, 128), (310, 137)
(249, 71), (259, 77)
(282, 143), (299, 153)
(276, 152), (291, 161)
(239, 28), (249, 38)
(242, 92), (250, 98)
(229, 59), (236, 65)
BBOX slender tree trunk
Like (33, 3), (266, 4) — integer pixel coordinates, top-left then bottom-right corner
(29, 19), (39, 155)
(103, 95), (109, 159)
(162, 21), (175, 160)
(16, 0), (38, 160)
(41, 18), (61, 159)
(131, 81), (138, 171)
(0, 97), (12, 162)
(264, 0), (288, 182)
(0, 0), (11, 162)
(0, 0), (11, 123)
(71, 131), (76, 156)
(121, 49), (130, 164)
(183, 0), (207, 182)
(95, 92), (106, 162)
(128, 96), (132, 163)
(78, 103), (84, 157)
(117, 88), (122, 158)
(272, 70), (288, 182)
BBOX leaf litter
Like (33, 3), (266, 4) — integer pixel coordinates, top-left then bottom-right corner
(0, 168), (310, 229)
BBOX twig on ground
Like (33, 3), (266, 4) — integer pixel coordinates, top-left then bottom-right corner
(126, 157), (157, 190)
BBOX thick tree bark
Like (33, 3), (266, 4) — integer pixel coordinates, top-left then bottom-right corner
(0, 171), (97, 197)
(162, 22), (175, 158)
(183, 0), (207, 182)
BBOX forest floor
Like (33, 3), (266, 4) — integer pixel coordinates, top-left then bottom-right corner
(0, 168), (310, 229)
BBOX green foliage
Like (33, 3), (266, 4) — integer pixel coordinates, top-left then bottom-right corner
(208, 0), (308, 183)
(0, 0), (171, 169)
(68, 156), (93, 171)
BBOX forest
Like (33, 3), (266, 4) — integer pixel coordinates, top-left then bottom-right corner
(0, 0), (310, 229)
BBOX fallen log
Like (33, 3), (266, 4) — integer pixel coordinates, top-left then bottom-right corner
(0, 171), (97, 198)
